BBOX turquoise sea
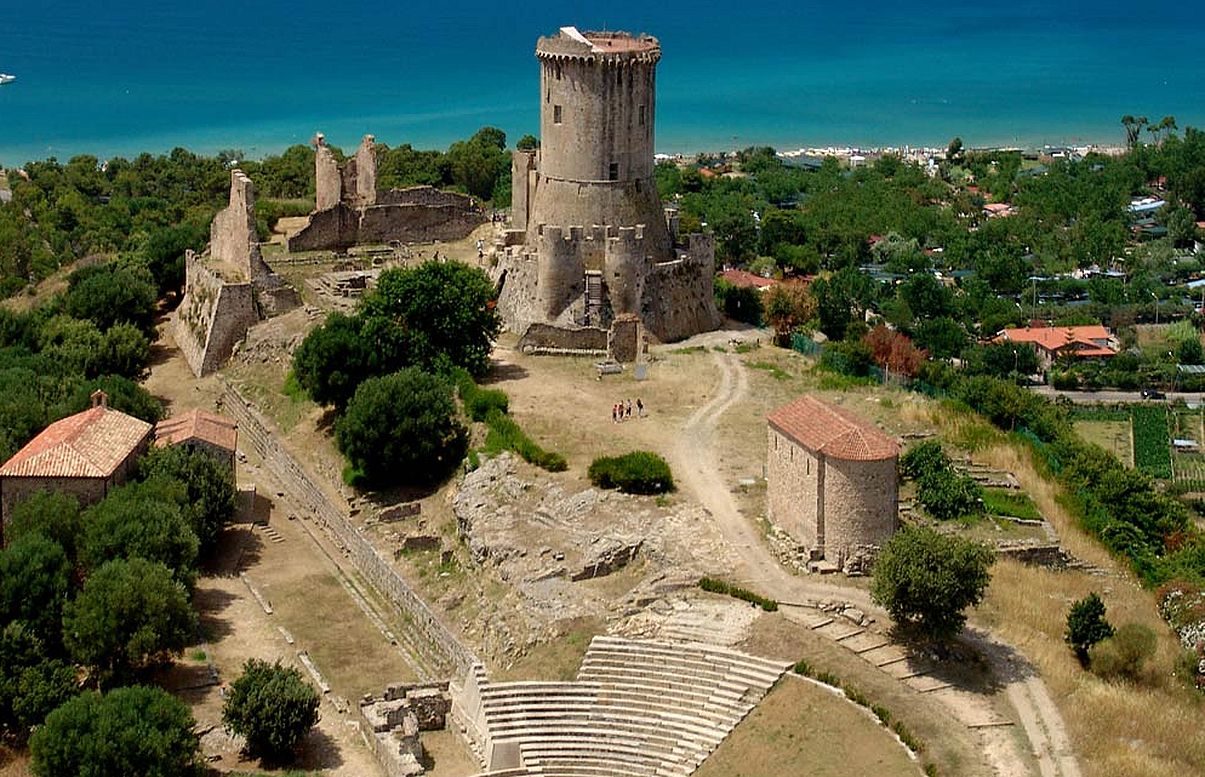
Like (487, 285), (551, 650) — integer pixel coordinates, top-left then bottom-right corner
(2, 1), (1204, 166)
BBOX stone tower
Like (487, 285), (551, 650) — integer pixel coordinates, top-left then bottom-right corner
(497, 26), (719, 347)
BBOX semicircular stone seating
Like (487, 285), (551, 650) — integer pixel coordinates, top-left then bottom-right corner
(456, 636), (791, 777)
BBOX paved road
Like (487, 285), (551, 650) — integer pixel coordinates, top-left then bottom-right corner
(1028, 385), (1201, 405)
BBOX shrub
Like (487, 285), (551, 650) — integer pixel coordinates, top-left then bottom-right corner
(1089, 623), (1157, 681)
(450, 367), (509, 421)
(334, 368), (468, 487)
(698, 577), (777, 611)
(1065, 592), (1115, 666)
(483, 409), (567, 472)
(899, 440), (950, 481)
(588, 451), (675, 494)
(916, 469), (983, 521)
(222, 659), (320, 761)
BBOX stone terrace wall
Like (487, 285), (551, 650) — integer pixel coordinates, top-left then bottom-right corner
(517, 323), (608, 354)
(377, 186), (474, 209)
(174, 253), (258, 377)
(219, 381), (479, 677)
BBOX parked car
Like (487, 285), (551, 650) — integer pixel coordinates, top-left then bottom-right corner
(1141, 389), (1167, 400)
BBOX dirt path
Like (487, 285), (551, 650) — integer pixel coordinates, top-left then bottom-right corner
(666, 348), (1080, 777)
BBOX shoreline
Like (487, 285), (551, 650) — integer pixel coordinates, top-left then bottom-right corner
(0, 132), (1133, 171)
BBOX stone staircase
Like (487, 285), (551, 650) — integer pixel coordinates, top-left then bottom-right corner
(456, 636), (790, 777)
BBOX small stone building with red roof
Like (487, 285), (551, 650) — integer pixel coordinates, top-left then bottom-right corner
(767, 395), (899, 572)
(154, 408), (238, 473)
(0, 391), (153, 541)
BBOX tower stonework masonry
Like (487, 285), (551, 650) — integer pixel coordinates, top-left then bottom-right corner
(766, 396), (900, 574)
(496, 26), (719, 350)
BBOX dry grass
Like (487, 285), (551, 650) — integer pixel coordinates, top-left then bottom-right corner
(492, 616), (605, 682)
(963, 440), (1205, 777)
(1074, 420), (1134, 467)
(694, 676), (921, 777)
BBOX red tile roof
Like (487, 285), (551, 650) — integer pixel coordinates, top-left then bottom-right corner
(768, 396), (899, 462)
(0, 406), (152, 479)
(719, 269), (777, 290)
(995, 325), (1115, 356)
(155, 409), (238, 452)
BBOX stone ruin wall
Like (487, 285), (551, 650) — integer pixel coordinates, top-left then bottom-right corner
(173, 170), (299, 377)
(218, 380), (480, 677)
(172, 251), (258, 377)
(289, 134), (485, 253)
(517, 322), (608, 354)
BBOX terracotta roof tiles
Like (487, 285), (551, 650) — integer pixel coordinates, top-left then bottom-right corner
(155, 409), (238, 452)
(767, 396), (898, 462)
(0, 406), (152, 479)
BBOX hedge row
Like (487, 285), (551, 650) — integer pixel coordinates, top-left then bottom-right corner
(588, 451), (675, 494)
(483, 408), (567, 472)
(697, 577), (778, 612)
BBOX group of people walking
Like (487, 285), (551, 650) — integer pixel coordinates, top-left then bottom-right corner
(612, 398), (644, 423)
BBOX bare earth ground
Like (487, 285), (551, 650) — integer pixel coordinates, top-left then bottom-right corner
(141, 319), (482, 777)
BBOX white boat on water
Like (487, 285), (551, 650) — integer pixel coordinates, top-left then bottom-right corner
(0, 74), (15, 85)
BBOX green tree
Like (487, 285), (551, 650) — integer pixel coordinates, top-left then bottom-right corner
(335, 368), (468, 487)
(30, 685), (202, 777)
(1065, 592), (1114, 666)
(914, 317), (967, 360)
(714, 279), (762, 325)
(916, 469), (984, 521)
(222, 659), (320, 761)
(898, 272), (955, 321)
(763, 282), (817, 343)
(0, 534), (73, 649)
(137, 445), (236, 555)
(516, 134), (539, 151)
(360, 261), (500, 378)
(63, 558), (196, 679)
(79, 481), (199, 584)
(0, 623), (78, 736)
(1177, 336), (1204, 366)
(445, 127), (509, 200)
(898, 440), (951, 481)
(870, 527), (995, 640)
(62, 263), (158, 335)
(4, 491), (83, 565)
(291, 311), (376, 409)
(812, 266), (874, 341)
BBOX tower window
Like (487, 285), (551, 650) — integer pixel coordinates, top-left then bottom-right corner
(555, 63), (562, 80)
(553, 105), (562, 125)
(617, 68), (623, 86)
(639, 105), (646, 126)
(608, 162), (619, 181)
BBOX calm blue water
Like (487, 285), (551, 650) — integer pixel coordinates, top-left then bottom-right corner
(2, 1), (1204, 165)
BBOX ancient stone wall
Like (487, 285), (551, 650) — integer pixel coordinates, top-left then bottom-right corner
(353, 135), (377, 207)
(377, 186), (474, 209)
(822, 457), (898, 565)
(357, 203), (483, 245)
(517, 323), (608, 354)
(510, 150), (538, 232)
(2, 477), (107, 535)
(765, 427), (821, 553)
(173, 252), (259, 377)
(286, 203), (360, 252)
(209, 171), (271, 282)
(219, 381), (479, 677)
(315, 138), (343, 211)
(606, 314), (642, 363)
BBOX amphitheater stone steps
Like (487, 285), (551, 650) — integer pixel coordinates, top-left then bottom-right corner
(458, 636), (790, 777)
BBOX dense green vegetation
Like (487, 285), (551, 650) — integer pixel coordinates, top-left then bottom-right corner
(898, 440), (984, 521)
(1131, 405), (1172, 478)
(697, 577), (778, 612)
(587, 451), (675, 495)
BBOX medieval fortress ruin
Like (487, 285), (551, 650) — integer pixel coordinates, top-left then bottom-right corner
(288, 134), (485, 252)
(173, 170), (301, 377)
(496, 27), (720, 349)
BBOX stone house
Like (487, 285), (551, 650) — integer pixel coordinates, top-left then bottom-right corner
(0, 391), (152, 542)
(766, 395), (899, 572)
(154, 408), (238, 474)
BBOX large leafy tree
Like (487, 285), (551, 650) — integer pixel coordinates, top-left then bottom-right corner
(0, 534), (73, 649)
(63, 558), (196, 679)
(871, 527), (995, 640)
(4, 491), (83, 566)
(62, 262), (158, 335)
(360, 261), (500, 378)
(1065, 592), (1114, 666)
(0, 624), (78, 737)
(291, 312), (377, 409)
(137, 446), (236, 555)
(30, 685), (202, 777)
(79, 481), (199, 584)
(335, 368), (468, 487)
(222, 659), (320, 761)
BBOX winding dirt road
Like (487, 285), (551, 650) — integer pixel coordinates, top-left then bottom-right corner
(666, 345), (1081, 777)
